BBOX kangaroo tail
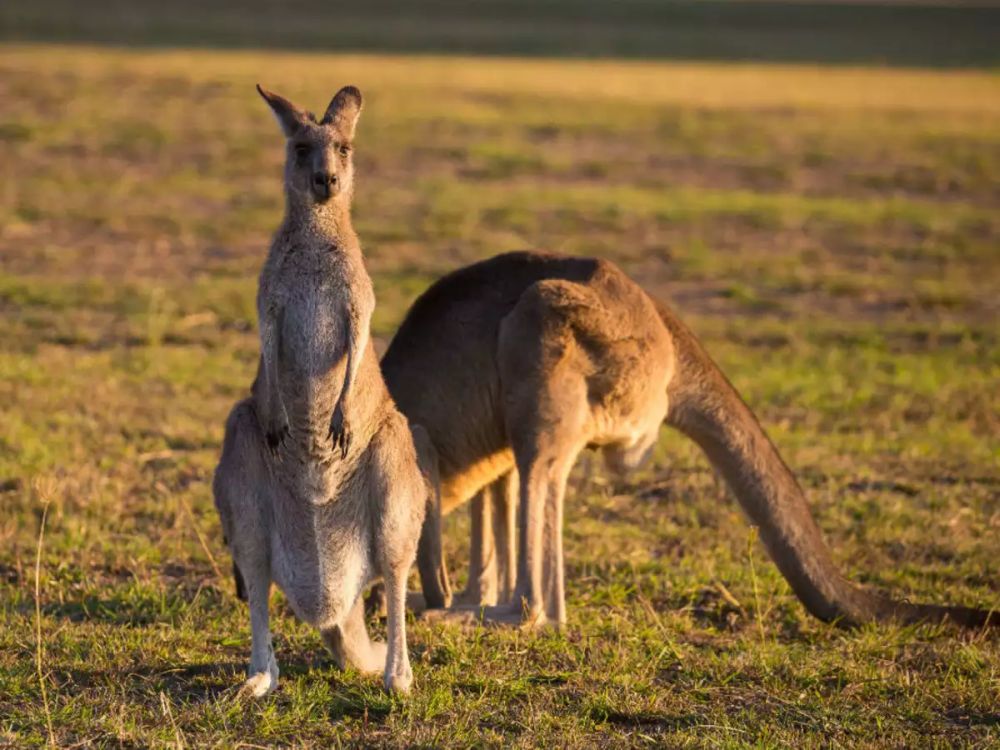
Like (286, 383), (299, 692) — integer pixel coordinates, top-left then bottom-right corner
(656, 300), (996, 629)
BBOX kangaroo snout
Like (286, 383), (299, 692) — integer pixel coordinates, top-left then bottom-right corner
(311, 172), (338, 201)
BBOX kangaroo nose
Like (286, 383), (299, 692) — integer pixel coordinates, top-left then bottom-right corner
(311, 172), (337, 201)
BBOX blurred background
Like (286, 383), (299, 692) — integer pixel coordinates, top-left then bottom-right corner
(4, 0), (1000, 65)
(1, 2), (998, 747)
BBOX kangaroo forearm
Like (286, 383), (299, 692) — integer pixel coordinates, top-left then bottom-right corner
(344, 324), (368, 403)
(334, 302), (371, 412)
(258, 311), (287, 427)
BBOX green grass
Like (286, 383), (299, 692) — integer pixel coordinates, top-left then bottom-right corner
(0, 41), (998, 747)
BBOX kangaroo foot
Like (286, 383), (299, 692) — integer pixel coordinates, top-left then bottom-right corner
(450, 585), (499, 609)
(241, 652), (279, 698)
(420, 602), (548, 630)
(383, 660), (413, 695)
(352, 640), (388, 675)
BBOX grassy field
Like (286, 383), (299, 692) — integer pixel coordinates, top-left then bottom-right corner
(1, 41), (998, 747)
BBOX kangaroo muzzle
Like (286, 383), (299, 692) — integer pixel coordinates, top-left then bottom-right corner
(311, 171), (338, 202)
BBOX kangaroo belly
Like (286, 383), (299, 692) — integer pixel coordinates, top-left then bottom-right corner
(440, 448), (515, 515)
(268, 489), (373, 627)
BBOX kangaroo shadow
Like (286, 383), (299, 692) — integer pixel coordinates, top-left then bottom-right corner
(62, 658), (391, 720)
(43, 589), (396, 723)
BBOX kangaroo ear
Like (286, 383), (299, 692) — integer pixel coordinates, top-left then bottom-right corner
(257, 84), (311, 137)
(321, 86), (363, 140)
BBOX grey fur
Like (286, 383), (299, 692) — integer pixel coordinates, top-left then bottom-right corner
(212, 85), (437, 696)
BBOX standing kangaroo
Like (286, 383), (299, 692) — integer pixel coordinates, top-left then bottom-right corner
(381, 251), (997, 630)
(213, 84), (434, 696)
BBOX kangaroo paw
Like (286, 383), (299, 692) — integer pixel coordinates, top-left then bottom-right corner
(384, 661), (413, 695)
(265, 423), (288, 459)
(242, 670), (276, 698)
(241, 652), (279, 698)
(328, 407), (351, 458)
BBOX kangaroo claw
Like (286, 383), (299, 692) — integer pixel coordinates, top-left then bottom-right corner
(266, 424), (288, 459)
(329, 422), (351, 458)
(329, 409), (351, 458)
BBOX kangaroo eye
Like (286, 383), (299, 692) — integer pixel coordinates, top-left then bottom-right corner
(338, 144), (351, 157)
(294, 143), (310, 158)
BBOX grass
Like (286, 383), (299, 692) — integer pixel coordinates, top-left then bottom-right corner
(0, 39), (998, 748)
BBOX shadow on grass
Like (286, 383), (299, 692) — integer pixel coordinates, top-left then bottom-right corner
(2, 0), (998, 68)
(39, 587), (398, 721)
(588, 703), (701, 731)
(61, 651), (396, 722)
(42, 588), (215, 625)
(945, 710), (1000, 728)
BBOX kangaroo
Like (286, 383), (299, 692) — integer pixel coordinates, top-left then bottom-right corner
(381, 251), (997, 630)
(212, 84), (436, 696)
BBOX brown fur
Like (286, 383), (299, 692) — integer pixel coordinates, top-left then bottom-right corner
(382, 251), (997, 630)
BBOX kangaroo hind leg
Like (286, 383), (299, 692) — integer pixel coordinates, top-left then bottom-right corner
(213, 400), (279, 697)
(457, 470), (518, 608)
(485, 288), (589, 628)
(240, 554), (279, 697)
(494, 441), (573, 629)
(413, 424), (452, 611)
(455, 484), (499, 607)
(322, 595), (387, 674)
(493, 469), (518, 604)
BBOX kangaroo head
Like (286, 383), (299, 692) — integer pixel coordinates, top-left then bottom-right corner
(257, 84), (363, 210)
(602, 430), (657, 476)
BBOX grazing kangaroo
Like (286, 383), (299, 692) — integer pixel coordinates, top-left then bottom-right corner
(381, 251), (997, 630)
(213, 84), (434, 696)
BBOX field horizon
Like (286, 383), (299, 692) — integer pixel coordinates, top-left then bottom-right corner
(3, 0), (1000, 68)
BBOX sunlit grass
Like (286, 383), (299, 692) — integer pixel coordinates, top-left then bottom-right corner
(1, 44), (997, 747)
